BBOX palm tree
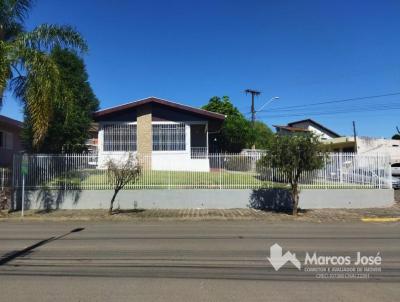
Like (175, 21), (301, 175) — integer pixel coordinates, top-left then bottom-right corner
(0, 0), (87, 147)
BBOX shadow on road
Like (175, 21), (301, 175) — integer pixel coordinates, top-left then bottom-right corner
(0, 227), (85, 266)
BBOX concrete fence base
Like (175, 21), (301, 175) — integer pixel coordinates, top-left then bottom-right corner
(15, 188), (394, 211)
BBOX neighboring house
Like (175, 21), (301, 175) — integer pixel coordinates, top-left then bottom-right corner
(92, 97), (225, 171)
(86, 122), (99, 155)
(288, 121), (400, 160)
(275, 118), (400, 164)
(325, 136), (400, 163)
(0, 115), (23, 167)
(273, 119), (340, 141)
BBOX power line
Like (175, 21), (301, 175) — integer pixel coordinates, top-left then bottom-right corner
(256, 92), (400, 113)
(254, 104), (400, 118)
(254, 101), (400, 116)
(244, 102), (400, 116)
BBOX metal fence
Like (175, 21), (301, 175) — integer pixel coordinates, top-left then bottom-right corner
(12, 153), (392, 190)
(1, 167), (12, 191)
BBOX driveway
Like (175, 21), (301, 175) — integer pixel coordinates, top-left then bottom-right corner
(0, 221), (399, 301)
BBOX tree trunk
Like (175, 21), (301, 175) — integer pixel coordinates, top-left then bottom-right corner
(108, 189), (119, 215)
(0, 26), (5, 41)
(291, 184), (299, 216)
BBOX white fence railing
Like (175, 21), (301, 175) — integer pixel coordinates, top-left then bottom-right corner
(191, 147), (208, 159)
(12, 153), (392, 190)
(1, 167), (12, 191)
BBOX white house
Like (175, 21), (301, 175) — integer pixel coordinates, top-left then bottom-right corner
(273, 119), (340, 141)
(91, 97), (225, 172)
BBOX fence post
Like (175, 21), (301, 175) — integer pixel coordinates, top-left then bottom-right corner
(219, 154), (222, 190)
(64, 155), (67, 191)
(324, 156), (327, 190)
(1, 168), (4, 191)
(339, 153), (343, 184)
(377, 154), (381, 189)
(168, 159), (171, 190)
(12, 155), (16, 211)
(388, 156), (393, 189)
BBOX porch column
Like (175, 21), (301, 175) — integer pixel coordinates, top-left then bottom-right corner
(137, 105), (152, 169)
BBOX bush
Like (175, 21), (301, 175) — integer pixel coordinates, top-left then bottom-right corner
(224, 155), (253, 172)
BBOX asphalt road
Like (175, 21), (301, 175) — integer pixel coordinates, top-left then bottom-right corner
(0, 220), (399, 302)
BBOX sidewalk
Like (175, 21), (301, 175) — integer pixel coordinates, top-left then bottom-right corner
(1, 202), (399, 222)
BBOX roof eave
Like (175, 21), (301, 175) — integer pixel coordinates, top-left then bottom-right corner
(94, 97), (225, 120)
(288, 118), (340, 137)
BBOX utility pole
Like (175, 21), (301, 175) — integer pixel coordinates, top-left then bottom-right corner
(245, 89), (261, 151)
(245, 89), (261, 125)
(352, 121), (357, 153)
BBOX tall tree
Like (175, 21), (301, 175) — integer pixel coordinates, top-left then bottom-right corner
(249, 120), (274, 150)
(0, 0), (87, 147)
(23, 47), (99, 153)
(203, 96), (252, 152)
(203, 96), (273, 152)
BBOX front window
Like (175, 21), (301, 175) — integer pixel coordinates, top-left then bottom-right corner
(103, 123), (137, 151)
(153, 123), (186, 151)
(0, 131), (12, 150)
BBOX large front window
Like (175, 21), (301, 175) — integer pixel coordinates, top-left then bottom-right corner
(152, 123), (186, 151)
(103, 123), (137, 151)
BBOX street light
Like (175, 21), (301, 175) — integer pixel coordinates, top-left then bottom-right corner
(257, 96), (280, 112)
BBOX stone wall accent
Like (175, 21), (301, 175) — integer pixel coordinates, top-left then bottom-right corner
(136, 105), (152, 169)
(137, 105), (152, 155)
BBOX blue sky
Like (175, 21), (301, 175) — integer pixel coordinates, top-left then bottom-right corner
(1, 0), (399, 137)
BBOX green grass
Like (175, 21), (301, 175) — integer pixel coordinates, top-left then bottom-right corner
(42, 169), (380, 190)
(47, 169), (286, 189)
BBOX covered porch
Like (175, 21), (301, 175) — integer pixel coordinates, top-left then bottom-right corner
(190, 123), (208, 159)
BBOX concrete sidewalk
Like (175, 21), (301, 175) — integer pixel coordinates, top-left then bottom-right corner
(1, 201), (400, 222)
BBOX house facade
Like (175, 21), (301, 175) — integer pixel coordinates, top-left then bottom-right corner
(92, 97), (225, 171)
(274, 119), (340, 141)
(274, 118), (400, 164)
(325, 136), (400, 163)
(0, 115), (23, 167)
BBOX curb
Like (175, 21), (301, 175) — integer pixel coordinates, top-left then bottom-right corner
(361, 217), (400, 222)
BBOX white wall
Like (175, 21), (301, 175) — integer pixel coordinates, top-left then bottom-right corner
(357, 137), (400, 163)
(307, 124), (335, 140)
(21, 189), (394, 210)
(151, 152), (209, 172)
(291, 121), (335, 141)
(97, 151), (135, 168)
(97, 123), (210, 171)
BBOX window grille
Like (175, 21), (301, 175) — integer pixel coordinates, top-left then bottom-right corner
(153, 123), (186, 151)
(103, 124), (137, 151)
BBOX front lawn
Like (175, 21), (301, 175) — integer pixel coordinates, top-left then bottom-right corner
(45, 169), (286, 189)
(38, 169), (378, 190)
